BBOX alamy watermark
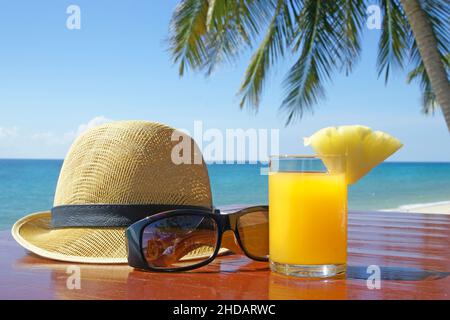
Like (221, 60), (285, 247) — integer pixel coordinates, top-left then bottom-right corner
(66, 265), (81, 290)
(171, 121), (279, 174)
(66, 5), (81, 30)
(64, 4), (382, 31)
(367, 5), (382, 30)
(366, 265), (381, 289)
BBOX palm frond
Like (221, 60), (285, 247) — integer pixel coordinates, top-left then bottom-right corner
(407, 54), (450, 114)
(237, 0), (296, 110)
(203, 0), (241, 74)
(169, 0), (209, 76)
(377, 0), (410, 83)
(168, 0), (449, 126)
(336, 0), (365, 75)
(203, 1), (250, 75)
(169, 0), (280, 76)
(281, 0), (356, 124)
(206, 0), (218, 30)
(202, 0), (274, 75)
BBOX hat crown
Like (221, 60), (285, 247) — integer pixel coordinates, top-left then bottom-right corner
(54, 120), (212, 208)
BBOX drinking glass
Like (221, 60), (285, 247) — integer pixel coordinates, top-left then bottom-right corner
(269, 155), (347, 278)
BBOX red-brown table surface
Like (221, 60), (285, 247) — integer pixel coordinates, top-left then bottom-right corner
(0, 210), (449, 300)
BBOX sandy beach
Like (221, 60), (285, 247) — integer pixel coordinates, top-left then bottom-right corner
(383, 201), (450, 214)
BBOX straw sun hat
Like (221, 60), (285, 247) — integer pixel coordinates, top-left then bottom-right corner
(12, 120), (213, 263)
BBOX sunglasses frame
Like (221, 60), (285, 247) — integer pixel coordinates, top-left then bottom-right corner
(126, 205), (268, 272)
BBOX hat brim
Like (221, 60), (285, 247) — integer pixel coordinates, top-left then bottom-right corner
(12, 211), (224, 264)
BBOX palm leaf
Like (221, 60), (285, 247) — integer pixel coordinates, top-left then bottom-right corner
(336, 0), (365, 75)
(170, 0), (273, 76)
(203, 0), (251, 75)
(377, 0), (410, 83)
(237, 0), (296, 109)
(206, 0), (218, 30)
(281, 0), (356, 124)
(168, 0), (449, 126)
(169, 0), (209, 76)
(407, 54), (450, 114)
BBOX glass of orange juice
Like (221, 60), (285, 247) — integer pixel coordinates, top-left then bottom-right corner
(269, 155), (347, 278)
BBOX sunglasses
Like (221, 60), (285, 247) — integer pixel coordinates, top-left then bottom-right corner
(126, 206), (268, 272)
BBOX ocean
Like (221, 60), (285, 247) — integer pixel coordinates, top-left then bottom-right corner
(0, 159), (449, 230)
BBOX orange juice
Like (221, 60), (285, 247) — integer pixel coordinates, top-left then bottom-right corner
(269, 171), (347, 265)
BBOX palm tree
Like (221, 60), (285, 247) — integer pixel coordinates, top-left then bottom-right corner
(401, 0), (450, 126)
(168, 0), (450, 130)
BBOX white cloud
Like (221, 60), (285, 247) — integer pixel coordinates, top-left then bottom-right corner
(73, 116), (112, 138)
(31, 116), (113, 145)
(1, 117), (113, 158)
(0, 126), (18, 139)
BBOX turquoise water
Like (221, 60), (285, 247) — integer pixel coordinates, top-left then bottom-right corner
(1, 160), (449, 230)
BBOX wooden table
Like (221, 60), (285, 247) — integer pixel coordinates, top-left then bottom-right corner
(1, 210), (449, 300)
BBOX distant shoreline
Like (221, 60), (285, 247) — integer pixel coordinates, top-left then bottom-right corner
(0, 161), (448, 232)
(381, 200), (450, 214)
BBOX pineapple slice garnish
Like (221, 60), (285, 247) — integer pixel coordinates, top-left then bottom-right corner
(304, 125), (403, 184)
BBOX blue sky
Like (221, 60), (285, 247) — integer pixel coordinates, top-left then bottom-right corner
(0, 0), (448, 161)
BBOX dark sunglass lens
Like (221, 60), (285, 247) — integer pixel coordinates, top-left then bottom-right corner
(141, 214), (218, 269)
(237, 210), (269, 259)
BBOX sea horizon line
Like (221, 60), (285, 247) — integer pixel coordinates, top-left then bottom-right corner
(0, 158), (449, 164)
